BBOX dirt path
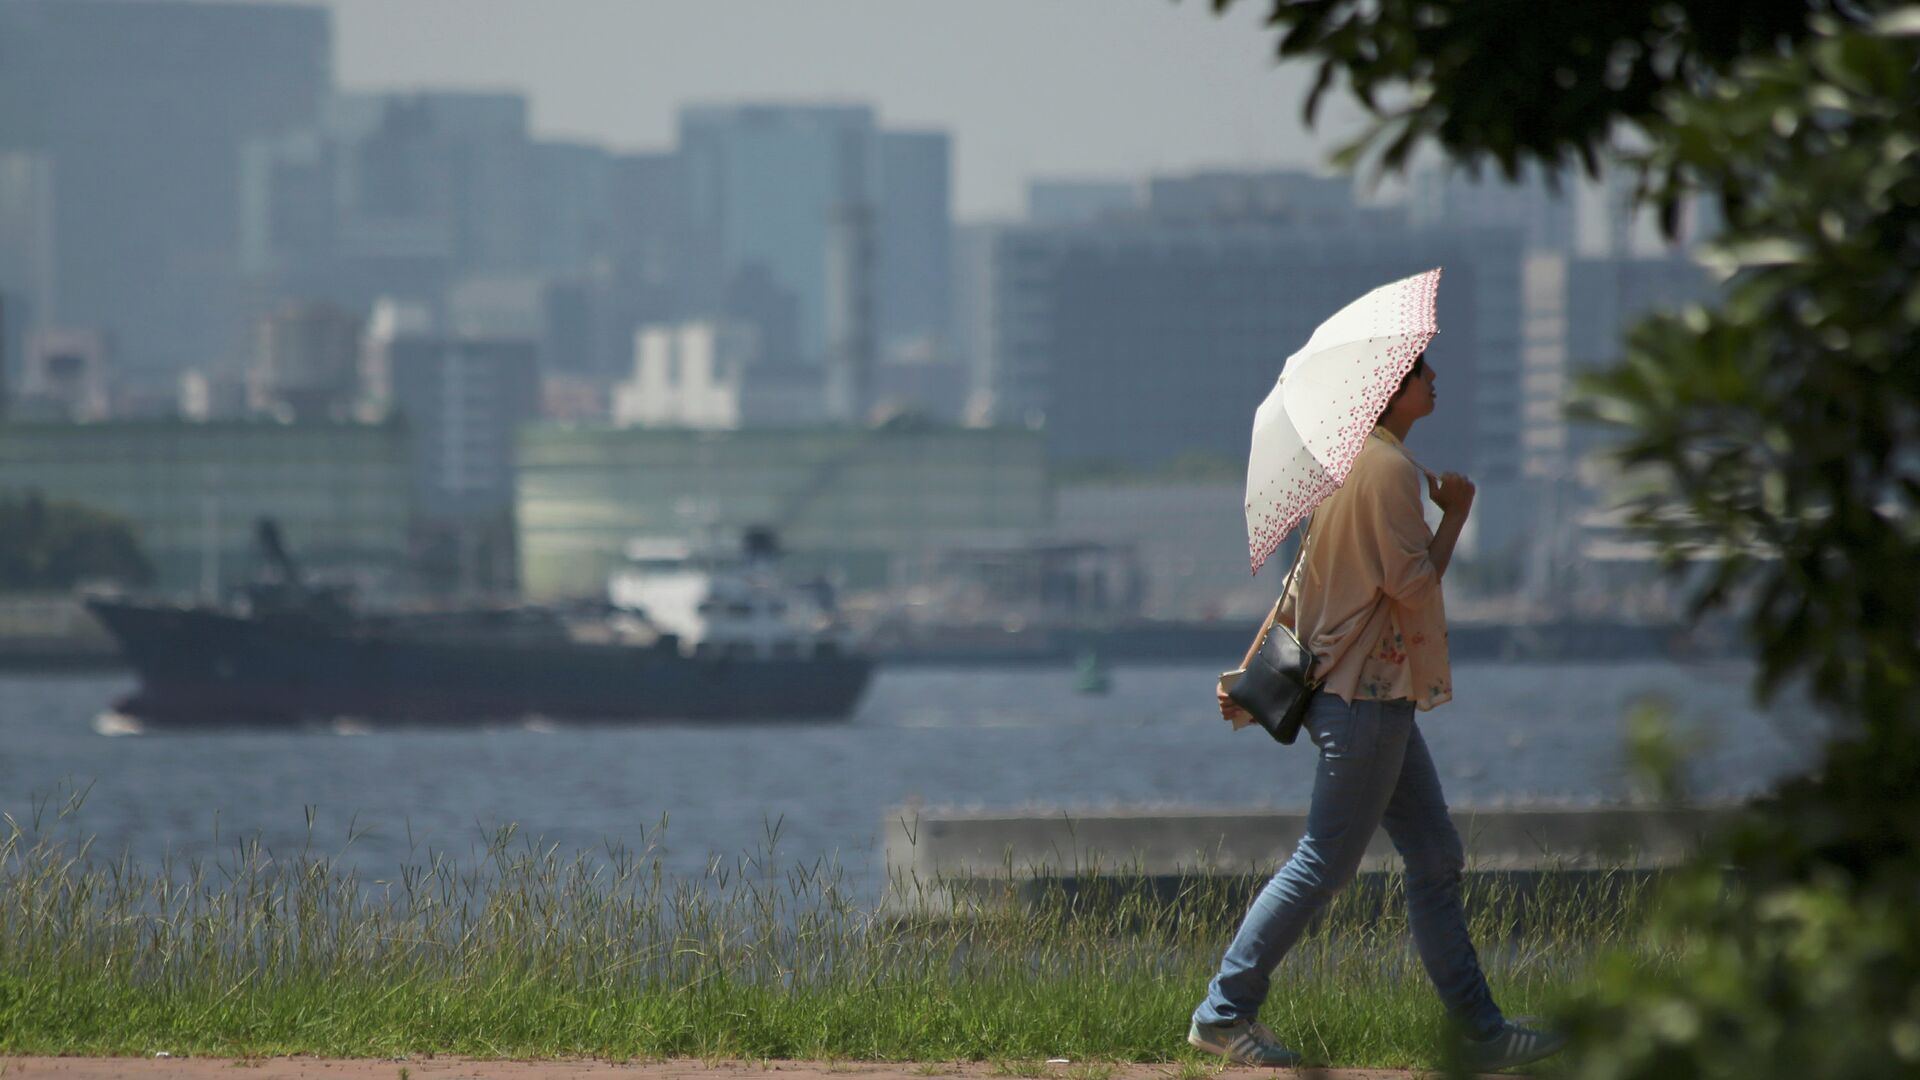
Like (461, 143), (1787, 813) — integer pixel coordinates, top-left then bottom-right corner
(0, 1058), (1461, 1080)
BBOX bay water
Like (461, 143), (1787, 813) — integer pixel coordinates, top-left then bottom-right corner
(0, 661), (1818, 892)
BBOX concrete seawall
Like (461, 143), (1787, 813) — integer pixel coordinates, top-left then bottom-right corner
(882, 803), (1743, 882)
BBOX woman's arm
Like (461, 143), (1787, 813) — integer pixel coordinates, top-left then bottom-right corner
(1369, 464), (1444, 605)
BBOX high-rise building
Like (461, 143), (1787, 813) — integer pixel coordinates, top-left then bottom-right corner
(967, 170), (1529, 552)
(1410, 163), (1577, 255)
(876, 131), (953, 351)
(1521, 252), (1719, 479)
(1026, 180), (1138, 226)
(824, 201), (876, 423)
(1512, 251), (1721, 606)
(972, 172), (1523, 474)
(0, 151), (55, 375)
(363, 318), (540, 524)
(675, 105), (956, 424)
(604, 151), (696, 367)
(1146, 171), (1361, 222)
(0, 0), (330, 376)
(678, 104), (879, 373)
(241, 91), (537, 314)
(528, 141), (614, 275)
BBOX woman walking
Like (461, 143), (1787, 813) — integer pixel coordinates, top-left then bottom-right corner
(1189, 354), (1566, 1072)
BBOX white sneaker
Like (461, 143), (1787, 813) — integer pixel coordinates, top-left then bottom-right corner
(1186, 1017), (1303, 1067)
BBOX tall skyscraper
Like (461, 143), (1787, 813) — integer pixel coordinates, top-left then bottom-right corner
(0, 151), (55, 377)
(528, 141), (615, 275)
(674, 104), (956, 424)
(0, 0), (330, 376)
(678, 104), (880, 373)
(363, 309), (540, 524)
(241, 91), (537, 313)
(876, 131), (953, 351)
(1521, 252), (1718, 478)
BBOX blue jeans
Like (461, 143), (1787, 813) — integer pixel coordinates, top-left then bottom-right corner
(1194, 693), (1504, 1038)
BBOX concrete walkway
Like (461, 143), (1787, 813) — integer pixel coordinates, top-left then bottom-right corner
(0, 1058), (1489, 1080)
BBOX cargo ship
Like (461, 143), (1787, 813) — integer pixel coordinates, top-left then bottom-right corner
(86, 522), (872, 727)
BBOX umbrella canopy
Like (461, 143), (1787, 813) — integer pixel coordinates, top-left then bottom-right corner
(1245, 267), (1442, 574)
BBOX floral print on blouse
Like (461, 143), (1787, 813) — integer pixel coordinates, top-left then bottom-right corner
(1277, 426), (1454, 712)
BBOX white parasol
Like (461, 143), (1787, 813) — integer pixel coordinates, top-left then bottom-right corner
(1245, 267), (1442, 574)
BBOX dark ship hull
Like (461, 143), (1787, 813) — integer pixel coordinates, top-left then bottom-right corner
(86, 599), (874, 727)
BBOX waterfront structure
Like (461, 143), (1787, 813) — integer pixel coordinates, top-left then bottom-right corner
(247, 303), (363, 420)
(16, 328), (111, 422)
(516, 423), (1050, 599)
(0, 419), (410, 595)
(0, 0), (328, 376)
(177, 368), (248, 422)
(1054, 480), (1276, 622)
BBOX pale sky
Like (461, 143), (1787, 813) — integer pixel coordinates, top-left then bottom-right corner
(278, 0), (1369, 221)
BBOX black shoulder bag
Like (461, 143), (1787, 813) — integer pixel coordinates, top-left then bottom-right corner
(1227, 519), (1321, 744)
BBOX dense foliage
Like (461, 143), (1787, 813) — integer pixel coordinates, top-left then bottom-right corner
(1213, 1), (1920, 1075)
(0, 489), (153, 591)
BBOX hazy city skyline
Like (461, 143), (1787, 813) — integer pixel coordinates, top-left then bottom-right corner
(240, 0), (1366, 220)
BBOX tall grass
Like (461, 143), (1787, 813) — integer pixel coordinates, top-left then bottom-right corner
(0, 791), (1676, 1067)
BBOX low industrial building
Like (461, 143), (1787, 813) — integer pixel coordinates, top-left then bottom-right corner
(516, 422), (1050, 599)
(0, 419), (412, 596)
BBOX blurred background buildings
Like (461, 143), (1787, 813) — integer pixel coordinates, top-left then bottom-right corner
(0, 0), (1720, 628)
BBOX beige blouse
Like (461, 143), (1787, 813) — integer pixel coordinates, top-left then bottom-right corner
(1274, 426), (1453, 711)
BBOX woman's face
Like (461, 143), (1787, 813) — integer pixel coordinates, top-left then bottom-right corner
(1388, 360), (1438, 422)
(1407, 361), (1437, 417)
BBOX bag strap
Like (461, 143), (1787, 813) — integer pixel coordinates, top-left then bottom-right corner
(1257, 511), (1390, 680)
(1254, 514), (1314, 650)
